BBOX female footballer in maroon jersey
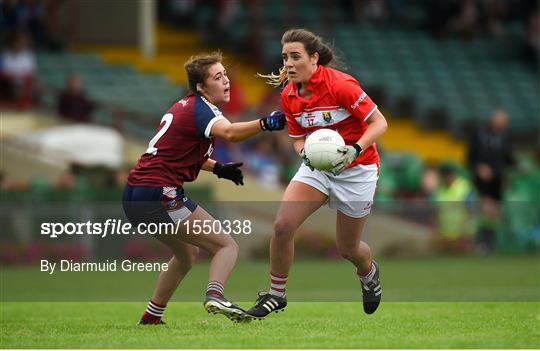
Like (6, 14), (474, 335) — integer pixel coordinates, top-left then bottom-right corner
(123, 52), (285, 324)
(246, 29), (388, 318)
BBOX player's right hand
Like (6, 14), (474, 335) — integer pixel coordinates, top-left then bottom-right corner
(260, 110), (286, 131)
(300, 148), (314, 171)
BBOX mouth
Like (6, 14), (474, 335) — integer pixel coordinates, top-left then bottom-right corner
(224, 87), (230, 95)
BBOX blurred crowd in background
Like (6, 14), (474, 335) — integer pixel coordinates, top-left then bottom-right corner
(1, 0), (539, 258)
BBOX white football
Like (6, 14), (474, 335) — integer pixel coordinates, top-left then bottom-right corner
(304, 129), (345, 171)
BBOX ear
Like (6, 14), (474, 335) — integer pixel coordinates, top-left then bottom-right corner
(310, 52), (319, 65)
(196, 83), (204, 94)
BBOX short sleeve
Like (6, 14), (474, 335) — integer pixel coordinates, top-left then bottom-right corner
(195, 96), (226, 138)
(281, 94), (306, 138)
(333, 79), (377, 122)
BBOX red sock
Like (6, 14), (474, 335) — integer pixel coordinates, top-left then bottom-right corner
(357, 261), (375, 284)
(269, 272), (287, 297)
(206, 281), (224, 298)
(140, 300), (166, 324)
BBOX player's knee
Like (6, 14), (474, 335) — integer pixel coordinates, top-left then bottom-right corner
(227, 239), (240, 255)
(185, 247), (199, 268)
(273, 218), (295, 240)
(209, 236), (239, 256)
(173, 247), (199, 270)
(338, 247), (356, 262)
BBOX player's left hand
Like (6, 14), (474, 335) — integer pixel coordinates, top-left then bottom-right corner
(330, 145), (362, 176)
(260, 110), (286, 131)
(213, 162), (244, 185)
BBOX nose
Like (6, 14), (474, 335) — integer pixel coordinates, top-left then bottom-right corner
(284, 57), (293, 68)
(224, 75), (230, 85)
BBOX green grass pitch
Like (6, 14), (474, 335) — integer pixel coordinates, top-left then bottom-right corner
(1, 302), (538, 348)
(1, 256), (539, 348)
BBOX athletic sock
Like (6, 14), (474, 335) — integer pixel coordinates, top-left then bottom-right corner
(206, 281), (225, 298)
(140, 300), (166, 324)
(357, 261), (376, 285)
(269, 272), (288, 297)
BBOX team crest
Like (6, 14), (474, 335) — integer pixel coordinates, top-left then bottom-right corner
(322, 111), (332, 122)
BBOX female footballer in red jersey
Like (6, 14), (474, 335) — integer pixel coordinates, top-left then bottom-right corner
(123, 52), (285, 324)
(246, 29), (388, 318)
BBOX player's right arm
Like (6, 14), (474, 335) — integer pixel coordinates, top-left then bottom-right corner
(283, 101), (312, 169)
(210, 111), (286, 142)
(292, 138), (305, 154)
(282, 95), (306, 155)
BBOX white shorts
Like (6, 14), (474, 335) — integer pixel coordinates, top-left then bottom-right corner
(291, 163), (379, 218)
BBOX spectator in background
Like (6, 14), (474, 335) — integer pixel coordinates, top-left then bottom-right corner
(24, 0), (48, 48)
(432, 162), (475, 253)
(0, 30), (35, 108)
(57, 73), (95, 122)
(244, 137), (281, 189)
(452, 0), (483, 39)
(467, 108), (514, 252)
(1, 0), (49, 48)
(1, 0), (27, 36)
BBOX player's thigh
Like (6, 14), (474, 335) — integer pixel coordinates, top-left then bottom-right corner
(173, 206), (237, 254)
(275, 180), (328, 234)
(335, 211), (369, 252)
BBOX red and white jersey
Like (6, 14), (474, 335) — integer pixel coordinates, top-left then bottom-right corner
(282, 65), (379, 167)
(128, 94), (225, 187)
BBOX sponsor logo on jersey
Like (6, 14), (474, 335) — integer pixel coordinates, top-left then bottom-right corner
(350, 92), (367, 110)
(166, 199), (178, 210)
(178, 99), (188, 107)
(322, 111), (332, 122)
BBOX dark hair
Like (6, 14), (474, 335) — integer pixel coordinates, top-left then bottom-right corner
(184, 51), (223, 94)
(282, 28), (337, 66)
(259, 29), (343, 87)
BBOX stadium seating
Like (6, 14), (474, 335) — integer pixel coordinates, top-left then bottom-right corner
(333, 24), (539, 138)
(36, 51), (184, 137)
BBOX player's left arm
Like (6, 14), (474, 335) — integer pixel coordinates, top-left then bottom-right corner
(202, 158), (244, 186)
(334, 78), (388, 151)
(330, 79), (388, 174)
(354, 109), (388, 151)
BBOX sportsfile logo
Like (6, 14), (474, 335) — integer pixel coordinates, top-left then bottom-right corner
(350, 92), (367, 110)
(40, 218), (253, 238)
(40, 219), (170, 238)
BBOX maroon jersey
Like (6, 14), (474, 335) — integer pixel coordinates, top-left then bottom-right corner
(127, 94), (226, 187)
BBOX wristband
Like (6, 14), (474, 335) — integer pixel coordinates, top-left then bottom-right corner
(352, 144), (363, 157)
(259, 118), (267, 131)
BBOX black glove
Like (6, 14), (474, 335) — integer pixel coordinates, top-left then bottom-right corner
(260, 110), (286, 131)
(213, 162), (244, 185)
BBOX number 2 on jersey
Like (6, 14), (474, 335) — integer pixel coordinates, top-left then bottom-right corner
(145, 113), (173, 155)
